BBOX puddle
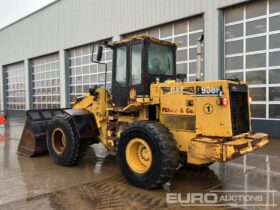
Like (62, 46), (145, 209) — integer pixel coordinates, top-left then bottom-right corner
(0, 117), (279, 210)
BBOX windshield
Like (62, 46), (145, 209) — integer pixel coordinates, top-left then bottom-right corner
(148, 43), (175, 76)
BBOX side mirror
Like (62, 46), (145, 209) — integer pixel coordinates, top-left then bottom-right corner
(96, 46), (103, 62)
(91, 45), (103, 63)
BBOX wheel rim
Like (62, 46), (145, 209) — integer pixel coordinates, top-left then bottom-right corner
(125, 138), (152, 174)
(51, 128), (67, 155)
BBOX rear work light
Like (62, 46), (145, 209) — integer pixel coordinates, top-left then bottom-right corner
(218, 98), (228, 106)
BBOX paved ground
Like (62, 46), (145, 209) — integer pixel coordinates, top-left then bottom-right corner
(0, 117), (279, 210)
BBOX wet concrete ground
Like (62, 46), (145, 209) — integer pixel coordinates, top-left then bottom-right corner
(0, 117), (279, 210)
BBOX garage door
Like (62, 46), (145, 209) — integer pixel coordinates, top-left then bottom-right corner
(224, 0), (280, 120)
(31, 54), (60, 109)
(68, 42), (112, 104)
(4, 62), (26, 111)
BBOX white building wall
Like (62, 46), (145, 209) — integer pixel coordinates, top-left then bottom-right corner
(0, 0), (249, 64)
(0, 0), (251, 110)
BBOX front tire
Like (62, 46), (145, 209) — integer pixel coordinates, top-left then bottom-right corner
(117, 121), (179, 189)
(46, 114), (87, 166)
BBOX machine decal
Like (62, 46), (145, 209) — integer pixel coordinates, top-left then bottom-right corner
(186, 100), (194, 107)
(162, 107), (194, 114)
(162, 87), (195, 95)
(196, 86), (221, 96)
(203, 103), (213, 114)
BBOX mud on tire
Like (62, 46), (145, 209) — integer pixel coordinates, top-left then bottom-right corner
(47, 114), (87, 166)
(117, 121), (179, 189)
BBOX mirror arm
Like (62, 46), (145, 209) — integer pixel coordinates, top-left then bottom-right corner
(90, 42), (109, 103)
(104, 63), (107, 102)
(92, 61), (108, 102)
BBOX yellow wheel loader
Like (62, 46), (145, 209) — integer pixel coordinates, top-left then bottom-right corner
(18, 35), (269, 189)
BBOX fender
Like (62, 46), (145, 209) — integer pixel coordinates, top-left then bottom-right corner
(63, 109), (99, 143)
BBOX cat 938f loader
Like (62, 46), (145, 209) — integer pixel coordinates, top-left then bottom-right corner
(18, 35), (269, 189)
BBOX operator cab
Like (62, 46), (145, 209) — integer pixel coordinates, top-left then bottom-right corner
(111, 35), (177, 107)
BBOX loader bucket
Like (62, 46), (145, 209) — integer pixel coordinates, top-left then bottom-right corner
(17, 109), (65, 157)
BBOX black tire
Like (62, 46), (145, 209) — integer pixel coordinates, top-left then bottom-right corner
(117, 121), (179, 189)
(184, 162), (213, 169)
(46, 114), (87, 166)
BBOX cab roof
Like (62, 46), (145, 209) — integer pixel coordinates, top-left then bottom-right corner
(112, 34), (178, 47)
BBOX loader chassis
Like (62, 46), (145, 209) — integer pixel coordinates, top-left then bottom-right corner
(18, 35), (269, 189)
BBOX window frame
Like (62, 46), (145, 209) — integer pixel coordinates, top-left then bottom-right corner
(147, 42), (176, 77)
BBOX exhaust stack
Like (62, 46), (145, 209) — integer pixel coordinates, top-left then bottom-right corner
(196, 34), (204, 81)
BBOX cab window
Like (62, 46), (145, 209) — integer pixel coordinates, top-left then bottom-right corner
(148, 43), (174, 76)
(131, 43), (142, 85)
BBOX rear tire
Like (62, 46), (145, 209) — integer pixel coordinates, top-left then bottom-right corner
(184, 162), (213, 169)
(117, 121), (179, 189)
(47, 114), (87, 166)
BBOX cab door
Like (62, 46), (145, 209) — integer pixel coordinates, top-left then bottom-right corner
(112, 45), (129, 107)
(112, 42), (144, 107)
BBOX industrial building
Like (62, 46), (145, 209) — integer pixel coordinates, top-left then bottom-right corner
(0, 0), (279, 136)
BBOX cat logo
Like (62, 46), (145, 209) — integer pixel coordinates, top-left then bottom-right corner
(170, 87), (184, 92)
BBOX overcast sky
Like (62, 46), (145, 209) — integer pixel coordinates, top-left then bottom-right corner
(0, 0), (56, 29)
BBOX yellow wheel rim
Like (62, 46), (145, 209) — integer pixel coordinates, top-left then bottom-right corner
(125, 138), (152, 174)
(51, 128), (67, 155)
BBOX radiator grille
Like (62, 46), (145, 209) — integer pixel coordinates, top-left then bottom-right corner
(229, 84), (250, 135)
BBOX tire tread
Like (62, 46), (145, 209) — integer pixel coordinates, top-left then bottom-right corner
(47, 114), (87, 166)
(118, 121), (179, 189)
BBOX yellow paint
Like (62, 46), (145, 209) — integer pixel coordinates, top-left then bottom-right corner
(71, 78), (269, 165)
(189, 133), (269, 162)
(125, 138), (152, 174)
(129, 88), (137, 101)
(171, 130), (196, 151)
(51, 128), (67, 155)
(113, 34), (178, 47)
(73, 94), (94, 110)
(195, 81), (232, 137)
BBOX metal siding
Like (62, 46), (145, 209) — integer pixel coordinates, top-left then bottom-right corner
(0, 0), (250, 111)
(252, 119), (280, 137)
(0, 0), (249, 66)
(0, 0), (277, 137)
(24, 60), (32, 110)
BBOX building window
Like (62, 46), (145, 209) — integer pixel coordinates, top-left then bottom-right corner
(68, 42), (112, 104)
(224, 0), (280, 120)
(31, 54), (60, 109)
(123, 15), (204, 82)
(5, 62), (26, 110)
